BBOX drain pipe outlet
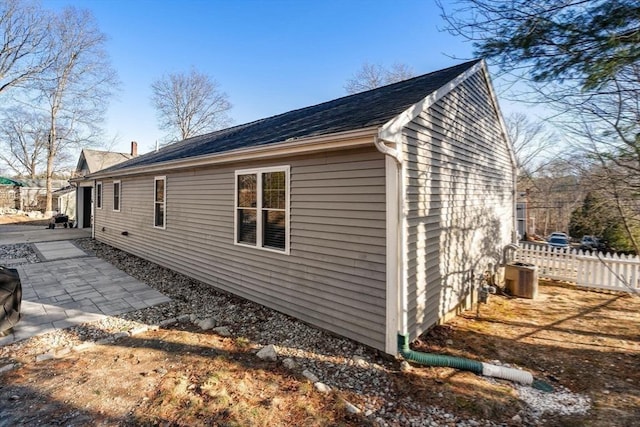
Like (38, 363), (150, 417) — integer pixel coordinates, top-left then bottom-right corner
(481, 361), (533, 384)
(398, 334), (534, 385)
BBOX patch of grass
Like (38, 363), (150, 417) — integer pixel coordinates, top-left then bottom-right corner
(234, 336), (251, 349)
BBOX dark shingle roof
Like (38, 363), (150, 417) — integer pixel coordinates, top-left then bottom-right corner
(107, 60), (480, 173)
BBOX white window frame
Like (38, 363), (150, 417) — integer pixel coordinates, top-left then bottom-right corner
(95, 181), (103, 209)
(234, 165), (290, 255)
(154, 176), (166, 229)
(113, 180), (121, 212)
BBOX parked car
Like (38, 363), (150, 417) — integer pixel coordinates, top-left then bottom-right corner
(579, 235), (617, 254)
(548, 232), (568, 240)
(548, 235), (570, 250)
(580, 235), (600, 250)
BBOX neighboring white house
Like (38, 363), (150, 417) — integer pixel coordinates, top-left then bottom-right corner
(81, 60), (516, 354)
(53, 186), (76, 219)
(17, 179), (68, 212)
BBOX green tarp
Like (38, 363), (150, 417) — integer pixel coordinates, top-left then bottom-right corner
(0, 177), (23, 186)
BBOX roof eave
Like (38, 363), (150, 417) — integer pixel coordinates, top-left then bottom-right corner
(83, 127), (380, 180)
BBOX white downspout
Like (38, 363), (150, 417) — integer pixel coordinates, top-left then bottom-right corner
(512, 164), (519, 243)
(374, 135), (407, 354)
(92, 180), (96, 239)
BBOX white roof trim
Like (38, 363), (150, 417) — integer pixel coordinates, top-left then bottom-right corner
(378, 60), (485, 142)
(477, 62), (519, 170)
(82, 127), (378, 180)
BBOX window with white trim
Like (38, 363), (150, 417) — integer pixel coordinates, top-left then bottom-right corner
(113, 180), (121, 212)
(96, 182), (102, 209)
(235, 166), (289, 253)
(154, 176), (166, 228)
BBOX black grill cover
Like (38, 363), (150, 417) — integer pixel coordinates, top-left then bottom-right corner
(0, 266), (22, 334)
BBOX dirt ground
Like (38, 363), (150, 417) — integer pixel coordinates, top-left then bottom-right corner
(0, 217), (638, 426)
(412, 283), (640, 426)
(0, 214), (50, 225)
(1, 326), (362, 426)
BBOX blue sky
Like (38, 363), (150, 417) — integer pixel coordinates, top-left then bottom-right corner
(43, 0), (492, 155)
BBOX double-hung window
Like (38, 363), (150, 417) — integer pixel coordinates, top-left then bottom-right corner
(235, 166), (289, 253)
(154, 176), (166, 228)
(95, 182), (102, 209)
(113, 180), (121, 212)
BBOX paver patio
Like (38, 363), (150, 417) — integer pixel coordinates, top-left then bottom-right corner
(0, 240), (171, 346)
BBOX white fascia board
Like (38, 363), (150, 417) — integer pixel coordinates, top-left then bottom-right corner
(87, 127), (378, 180)
(75, 150), (86, 174)
(378, 60), (485, 143)
(75, 179), (94, 187)
(478, 61), (519, 171)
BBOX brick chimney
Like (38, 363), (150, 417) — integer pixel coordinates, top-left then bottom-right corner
(131, 141), (138, 157)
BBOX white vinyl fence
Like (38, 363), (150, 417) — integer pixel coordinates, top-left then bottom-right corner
(515, 242), (640, 293)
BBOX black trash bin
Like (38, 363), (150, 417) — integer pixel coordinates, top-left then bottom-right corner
(0, 266), (22, 335)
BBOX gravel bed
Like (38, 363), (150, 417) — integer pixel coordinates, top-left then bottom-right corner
(0, 243), (40, 266)
(0, 238), (591, 426)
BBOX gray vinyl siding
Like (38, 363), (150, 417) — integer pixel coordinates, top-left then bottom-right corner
(403, 70), (514, 340)
(94, 147), (387, 350)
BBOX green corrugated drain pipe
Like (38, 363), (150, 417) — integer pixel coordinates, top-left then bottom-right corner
(398, 334), (553, 392)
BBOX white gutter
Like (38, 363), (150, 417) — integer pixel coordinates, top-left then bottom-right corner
(82, 127), (379, 181)
(91, 179), (96, 239)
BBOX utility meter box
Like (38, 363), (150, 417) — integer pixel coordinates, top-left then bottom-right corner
(504, 262), (538, 299)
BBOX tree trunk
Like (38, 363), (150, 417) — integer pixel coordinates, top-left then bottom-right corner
(30, 159), (37, 179)
(45, 149), (54, 213)
(45, 121), (56, 214)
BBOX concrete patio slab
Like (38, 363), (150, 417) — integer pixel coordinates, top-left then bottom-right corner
(33, 241), (88, 261)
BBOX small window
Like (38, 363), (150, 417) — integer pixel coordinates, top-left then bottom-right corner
(96, 182), (102, 209)
(154, 176), (166, 228)
(113, 180), (121, 212)
(235, 166), (289, 253)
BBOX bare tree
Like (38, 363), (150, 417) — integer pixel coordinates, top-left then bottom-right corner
(560, 66), (640, 252)
(0, 0), (53, 94)
(0, 107), (47, 177)
(520, 158), (583, 236)
(151, 68), (232, 143)
(505, 112), (557, 176)
(344, 62), (414, 94)
(33, 7), (118, 212)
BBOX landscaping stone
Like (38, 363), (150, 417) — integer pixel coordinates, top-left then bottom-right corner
(282, 358), (296, 370)
(0, 364), (16, 374)
(302, 369), (319, 383)
(314, 382), (330, 393)
(256, 344), (277, 361)
(213, 326), (231, 337)
(35, 352), (54, 362)
(343, 399), (361, 414)
(198, 318), (216, 330)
